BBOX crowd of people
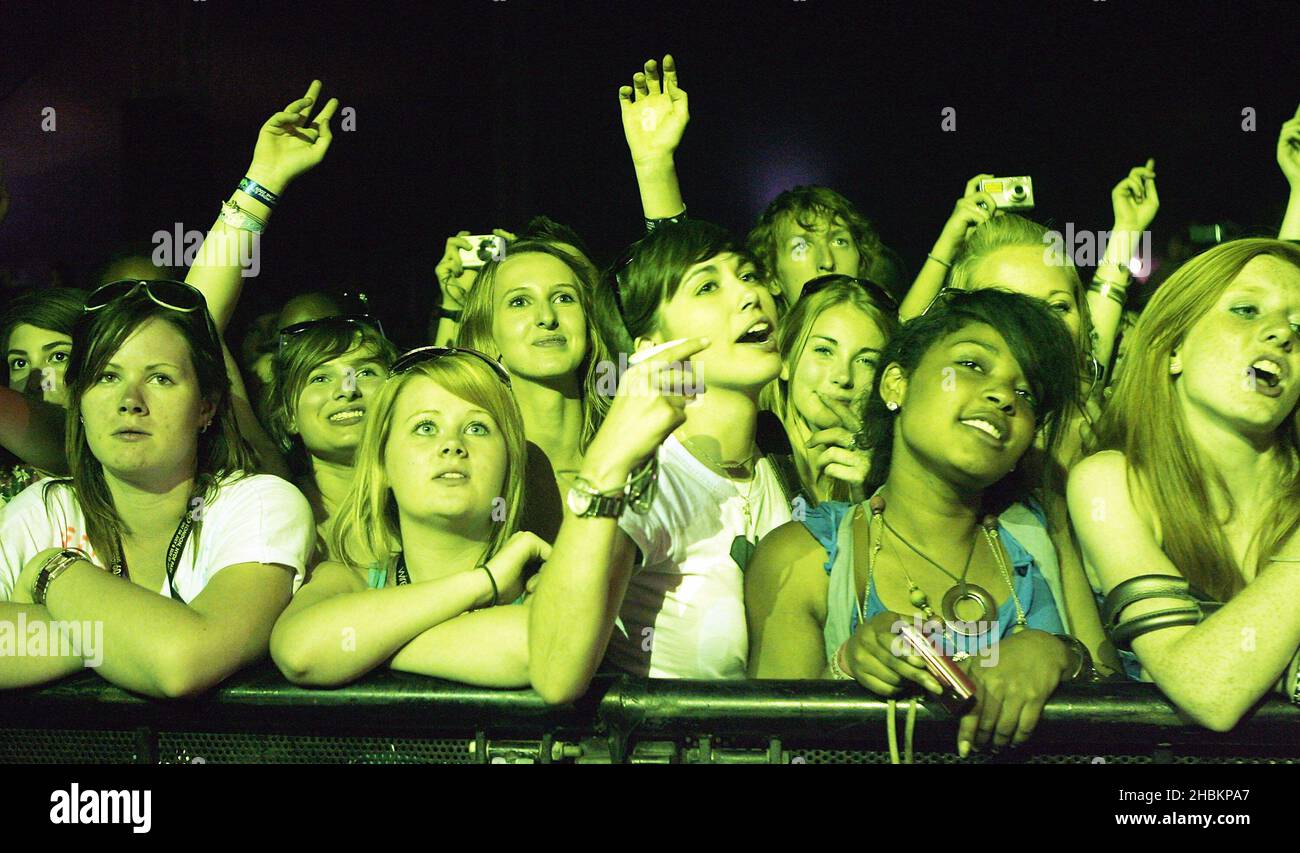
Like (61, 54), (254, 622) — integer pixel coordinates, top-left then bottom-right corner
(3, 57), (1300, 756)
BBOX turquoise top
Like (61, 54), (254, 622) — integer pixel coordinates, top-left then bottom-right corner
(801, 501), (1064, 660)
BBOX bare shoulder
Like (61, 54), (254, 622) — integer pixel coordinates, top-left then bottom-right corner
(1068, 449), (1160, 541)
(748, 520), (830, 615)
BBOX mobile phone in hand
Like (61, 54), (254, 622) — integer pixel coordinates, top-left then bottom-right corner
(897, 623), (977, 715)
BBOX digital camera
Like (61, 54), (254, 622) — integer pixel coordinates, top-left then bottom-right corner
(977, 176), (1035, 211)
(458, 234), (507, 269)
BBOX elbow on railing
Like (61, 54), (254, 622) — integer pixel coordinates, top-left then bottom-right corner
(269, 636), (342, 688)
(146, 644), (228, 700)
(530, 664), (593, 706)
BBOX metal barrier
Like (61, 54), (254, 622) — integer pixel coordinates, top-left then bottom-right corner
(2, 664), (1298, 763)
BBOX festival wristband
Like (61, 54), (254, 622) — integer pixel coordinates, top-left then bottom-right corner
(238, 176), (281, 208)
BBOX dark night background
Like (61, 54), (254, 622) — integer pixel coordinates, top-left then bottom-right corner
(1, 0), (1298, 346)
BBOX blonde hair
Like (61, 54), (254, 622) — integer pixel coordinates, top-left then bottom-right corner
(1097, 238), (1300, 600)
(950, 214), (1098, 392)
(329, 352), (526, 571)
(457, 241), (611, 452)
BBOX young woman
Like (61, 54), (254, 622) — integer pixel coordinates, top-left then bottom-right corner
(527, 219), (793, 701)
(0, 288), (82, 504)
(456, 239), (614, 541)
(748, 289), (1091, 755)
(903, 207), (1150, 670)
(262, 317), (398, 561)
(270, 348), (546, 687)
(765, 274), (899, 503)
(2, 288), (82, 406)
(0, 280), (314, 695)
(1069, 239), (1300, 730)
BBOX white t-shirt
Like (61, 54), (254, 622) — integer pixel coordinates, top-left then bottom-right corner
(607, 435), (792, 679)
(0, 473), (314, 604)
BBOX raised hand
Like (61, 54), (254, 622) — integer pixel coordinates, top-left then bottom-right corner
(934, 174), (999, 260)
(1280, 102), (1300, 188)
(582, 337), (709, 488)
(1111, 158), (1159, 232)
(435, 228), (516, 310)
(246, 80), (340, 194)
(619, 55), (690, 167)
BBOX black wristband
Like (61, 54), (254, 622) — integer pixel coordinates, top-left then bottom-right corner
(434, 305), (462, 323)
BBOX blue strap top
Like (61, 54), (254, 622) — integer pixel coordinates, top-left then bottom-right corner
(803, 500), (1064, 658)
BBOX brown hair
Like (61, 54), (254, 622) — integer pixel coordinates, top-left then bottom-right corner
(766, 277), (899, 501)
(747, 186), (884, 285)
(53, 291), (255, 567)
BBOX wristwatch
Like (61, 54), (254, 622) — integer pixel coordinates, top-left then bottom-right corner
(566, 481), (626, 519)
(32, 549), (85, 605)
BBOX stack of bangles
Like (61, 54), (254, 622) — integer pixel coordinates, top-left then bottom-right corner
(1089, 258), (1131, 307)
(219, 176), (280, 234)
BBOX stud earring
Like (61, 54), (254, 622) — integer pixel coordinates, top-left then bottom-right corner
(886, 401), (900, 412)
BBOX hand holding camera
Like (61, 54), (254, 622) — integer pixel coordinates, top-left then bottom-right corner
(435, 228), (515, 310)
(933, 173), (1001, 262)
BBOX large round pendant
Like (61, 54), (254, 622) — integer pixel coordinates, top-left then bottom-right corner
(941, 583), (997, 636)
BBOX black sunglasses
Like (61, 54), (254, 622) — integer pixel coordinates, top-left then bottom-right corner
(800, 274), (899, 312)
(390, 346), (511, 387)
(85, 279), (206, 314)
(277, 314), (386, 356)
(919, 286), (968, 317)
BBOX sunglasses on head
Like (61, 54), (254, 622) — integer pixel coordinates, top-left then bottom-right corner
(389, 346), (511, 387)
(276, 314), (386, 356)
(800, 274), (899, 312)
(919, 286), (969, 317)
(85, 279), (207, 314)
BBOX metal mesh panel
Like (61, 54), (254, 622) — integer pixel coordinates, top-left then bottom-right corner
(155, 732), (475, 764)
(0, 728), (140, 764)
(789, 749), (1300, 765)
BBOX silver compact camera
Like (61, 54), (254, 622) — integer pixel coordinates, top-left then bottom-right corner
(458, 234), (507, 270)
(977, 176), (1035, 211)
